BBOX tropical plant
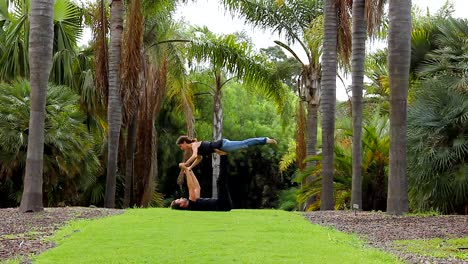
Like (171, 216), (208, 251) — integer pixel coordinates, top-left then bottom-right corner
(386, 0), (412, 215)
(408, 18), (468, 213)
(277, 187), (299, 211)
(415, 18), (468, 89)
(350, 0), (386, 210)
(101, 0), (195, 208)
(0, 80), (101, 207)
(130, 0), (193, 207)
(407, 78), (468, 214)
(294, 112), (390, 211)
(364, 48), (389, 98)
(0, 0), (85, 86)
(186, 27), (286, 197)
(105, 0), (123, 208)
(18, 0), (55, 212)
(120, 0), (143, 208)
(319, 0), (338, 210)
(220, 0), (355, 210)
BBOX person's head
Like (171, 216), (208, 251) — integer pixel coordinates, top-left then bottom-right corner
(170, 198), (189, 209)
(176, 136), (196, 151)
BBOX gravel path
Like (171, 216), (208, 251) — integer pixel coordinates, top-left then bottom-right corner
(0, 207), (124, 262)
(0, 207), (466, 263)
(304, 211), (468, 263)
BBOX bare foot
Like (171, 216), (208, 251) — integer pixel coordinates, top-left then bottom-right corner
(266, 137), (277, 144)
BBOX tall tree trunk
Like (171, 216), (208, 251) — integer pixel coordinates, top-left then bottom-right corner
(304, 66), (320, 210)
(387, 0), (411, 215)
(105, 0), (123, 208)
(121, 0), (143, 207)
(123, 117), (137, 207)
(19, 0), (54, 213)
(351, 0), (366, 210)
(177, 96), (195, 188)
(305, 66), (320, 162)
(134, 61), (167, 207)
(320, 0), (338, 210)
(212, 72), (223, 198)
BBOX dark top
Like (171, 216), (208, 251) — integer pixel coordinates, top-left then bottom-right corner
(198, 139), (223, 156)
(181, 155), (232, 212)
(187, 198), (231, 211)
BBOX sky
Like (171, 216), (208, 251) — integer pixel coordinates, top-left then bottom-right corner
(173, 0), (468, 101)
(79, 0), (468, 101)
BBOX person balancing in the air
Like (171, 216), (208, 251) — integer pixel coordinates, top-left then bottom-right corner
(176, 136), (277, 170)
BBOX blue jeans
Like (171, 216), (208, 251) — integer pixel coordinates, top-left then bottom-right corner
(220, 137), (267, 152)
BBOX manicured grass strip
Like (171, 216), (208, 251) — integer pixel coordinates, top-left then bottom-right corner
(34, 209), (401, 264)
(394, 237), (468, 260)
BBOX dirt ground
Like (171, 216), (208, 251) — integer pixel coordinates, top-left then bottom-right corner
(0, 207), (466, 263)
(304, 211), (468, 263)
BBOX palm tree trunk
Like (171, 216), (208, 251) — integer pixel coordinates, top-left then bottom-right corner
(304, 66), (320, 209)
(387, 0), (411, 215)
(105, 0), (123, 208)
(177, 98), (195, 188)
(19, 0), (54, 213)
(305, 66), (320, 161)
(306, 103), (318, 161)
(350, 0), (366, 210)
(320, 0), (338, 210)
(123, 116), (137, 207)
(212, 72), (223, 198)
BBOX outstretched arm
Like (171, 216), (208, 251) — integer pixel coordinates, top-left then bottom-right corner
(180, 142), (201, 168)
(187, 156), (202, 170)
(181, 166), (200, 201)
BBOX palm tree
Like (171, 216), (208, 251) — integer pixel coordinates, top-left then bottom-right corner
(19, 0), (55, 212)
(221, 0), (352, 210)
(386, 0), (411, 215)
(350, 0), (366, 211)
(120, 0), (143, 208)
(187, 28), (285, 197)
(98, 0), (196, 207)
(221, 2), (323, 189)
(0, 0), (102, 134)
(350, 0), (386, 210)
(0, 0), (84, 84)
(105, 0), (123, 208)
(407, 17), (468, 214)
(320, 0), (338, 210)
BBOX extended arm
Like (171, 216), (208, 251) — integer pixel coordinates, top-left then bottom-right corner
(187, 156), (202, 170)
(180, 142), (201, 168)
(184, 168), (201, 201)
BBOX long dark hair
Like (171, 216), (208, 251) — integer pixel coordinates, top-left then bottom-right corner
(176, 136), (197, 144)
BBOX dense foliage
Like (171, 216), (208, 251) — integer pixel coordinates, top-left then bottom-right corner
(0, 1), (465, 215)
(0, 80), (101, 207)
(406, 17), (468, 214)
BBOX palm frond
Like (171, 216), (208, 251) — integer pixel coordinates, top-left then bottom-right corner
(0, 80), (101, 206)
(221, 0), (322, 45)
(408, 77), (468, 213)
(121, 0), (144, 125)
(188, 30), (286, 107)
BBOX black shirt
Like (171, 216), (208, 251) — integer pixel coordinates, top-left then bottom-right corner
(198, 139), (223, 156)
(187, 198), (231, 211)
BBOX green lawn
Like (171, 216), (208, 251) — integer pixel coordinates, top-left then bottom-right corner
(394, 237), (468, 260)
(33, 209), (401, 264)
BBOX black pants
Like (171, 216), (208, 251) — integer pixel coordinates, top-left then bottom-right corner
(216, 155), (232, 211)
